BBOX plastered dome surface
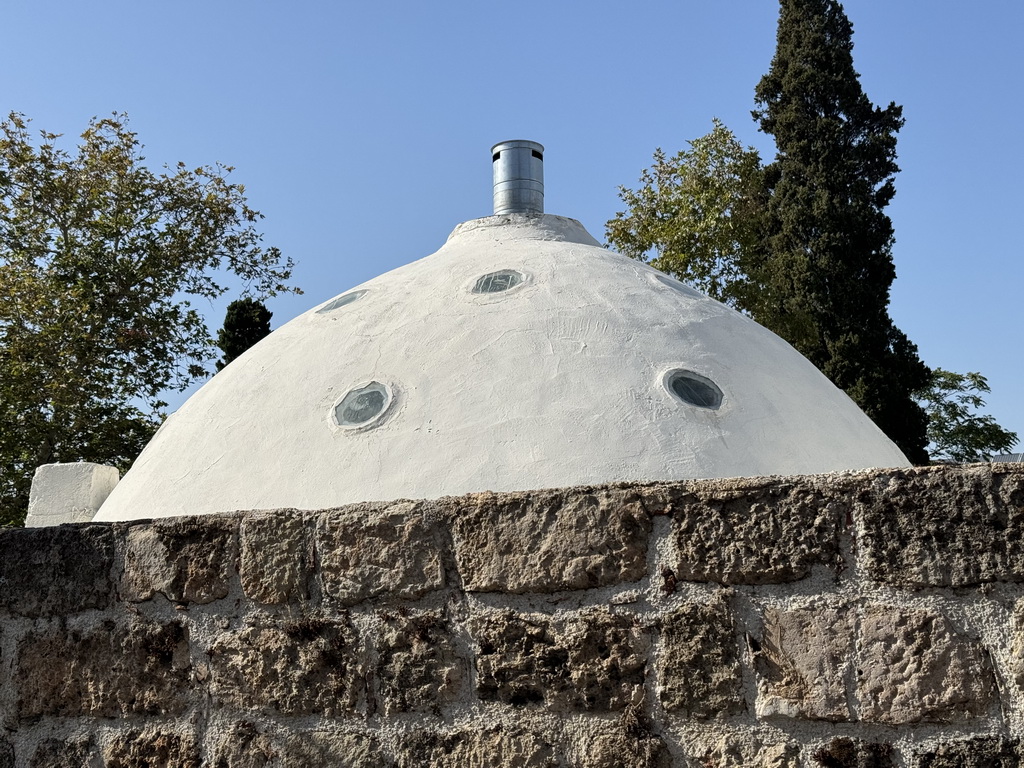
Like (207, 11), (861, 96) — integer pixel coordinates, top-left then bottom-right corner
(95, 213), (909, 521)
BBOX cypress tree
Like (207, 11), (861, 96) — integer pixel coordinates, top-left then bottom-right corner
(216, 298), (273, 371)
(752, 0), (930, 463)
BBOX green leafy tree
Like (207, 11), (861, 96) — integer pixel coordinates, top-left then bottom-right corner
(751, 0), (931, 463)
(916, 369), (1018, 463)
(606, 119), (765, 307)
(216, 297), (273, 370)
(0, 112), (298, 526)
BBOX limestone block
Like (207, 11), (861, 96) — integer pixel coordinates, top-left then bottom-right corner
(103, 729), (200, 768)
(657, 599), (744, 718)
(376, 610), (467, 715)
(29, 737), (93, 768)
(1011, 599), (1024, 691)
(670, 478), (841, 584)
(690, 735), (800, 768)
(914, 737), (1020, 767)
(24, 462), (118, 527)
(281, 731), (388, 768)
(856, 465), (1024, 587)
(754, 604), (853, 721)
(473, 608), (645, 711)
(210, 722), (276, 768)
(209, 617), (364, 715)
(856, 604), (995, 724)
(0, 524), (115, 617)
(122, 517), (237, 604)
(240, 511), (308, 603)
(810, 738), (894, 768)
(316, 502), (446, 606)
(16, 618), (189, 718)
(575, 716), (671, 768)
(399, 728), (559, 768)
(450, 488), (650, 593)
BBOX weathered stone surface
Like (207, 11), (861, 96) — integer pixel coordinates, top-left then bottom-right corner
(0, 738), (13, 768)
(755, 604), (853, 721)
(209, 616), (364, 715)
(856, 464), (1024, 587)
(811, 738), (894, 768)
(0, 524), (114, 616)
(103, 728), (200, 768)
(241, 511), (308, 603)
(658, 599), (744, 718)
(16, 618), (189, 718)
(29, 737), (93, 768)
(450, 488), (650, 593)
(376, 610), (466, 714)
(399, 728), (558, 768)
(123, 516), (237, 603)
(857, 604), (994, 723)
(210, 721), (276, 768)
(576, 713), (671, 768)
(282, 731), (388, 767)
(1011, 599), (1024, 692)
(473, 608), (645, 711)
(670, 477), (842, 584)
(316, 502), (446, 605)
(691, 735), (800, 768)
(914, 737), (1020, 767)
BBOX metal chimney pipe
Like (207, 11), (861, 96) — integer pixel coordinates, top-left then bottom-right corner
(491, 140), (544, 215)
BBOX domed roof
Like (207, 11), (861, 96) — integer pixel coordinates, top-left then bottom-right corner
(94, 209), (908, 522)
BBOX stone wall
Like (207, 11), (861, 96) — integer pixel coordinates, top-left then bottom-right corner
(1, 464), (1023, 767)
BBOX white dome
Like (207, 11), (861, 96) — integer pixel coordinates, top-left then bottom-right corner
(94, 213), (908, 521)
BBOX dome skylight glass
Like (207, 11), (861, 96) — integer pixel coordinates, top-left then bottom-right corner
(334, 381), (391, 428)
(317, 289), (368, 314)
(472, 270), (524, 294)
(664, 369), (723, 410)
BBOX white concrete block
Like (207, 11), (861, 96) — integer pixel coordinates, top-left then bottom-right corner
(25, 463), (120, 527)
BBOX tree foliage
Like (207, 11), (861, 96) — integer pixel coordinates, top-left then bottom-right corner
(916, 369), (1018, 463)
(606, 120), (765, 307)
(0, 112), (297, 526)
(216, 297), (272, 370)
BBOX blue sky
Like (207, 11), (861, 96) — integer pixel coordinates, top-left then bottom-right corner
(4, 1), (1022, 446)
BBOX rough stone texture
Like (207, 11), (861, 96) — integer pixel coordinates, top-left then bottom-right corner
(0, 739), (12, 768)
(914, 737), (1021, 767)
(857, 465), (1024, 587)
(473, 608), (645, 711)
(103, 728), (201, 768)
(691, 735), (801, 768)
(576, 713), (672, 768)
(0, 524), (114, 617)
(281, 731), (388, 768)
(811, 738), (895, 768)
(670, 477), (842, 584)
(399, 728), (559, 768)
(316, 502), (446, 606)
(376, 610), (466, 715)
(857, 604), (995, 724)
(123, 517), (237, 603)
(658, 599), (744, 718)
(1011, 599), (1024, 692)
(241, 511), (308, 603)
(209, 616), (364, 715)
(755, 604), (853, 721)
(450, 488), (650, 593)
(29, 736), (93, 768)
(16, 618), (189, 718)
(210, 721), (277, 768)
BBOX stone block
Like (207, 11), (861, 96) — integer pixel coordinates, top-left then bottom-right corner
(691, 735), (800, 768)
(810, 738), (894, 768)
(755, 604), (853, 721)
(122, 516), (237, 603)
(670, 477), (841, 584)
(856, 464), (1024, 587)
(856, 604), (994, 724)
(240, 511), (308, 603)
(25, 461), (118, 527)
(209, 616), (364, 715)
(29, 737), (93, 768)
(399, 728), (559, 768)
(209, 722), (276, 768)
(473, 608), (645, 711)
(0, 524), (114, 617)
(16, 618), (189, 718)
(575, 713), (671, 768)
(914, 737), (1020, 767)
(376, 610), (466, 714)
(103, 728), (200, 768)
(657, 598), (744, 718)
(450, 487), (650, 593)
(0, 739), (11, 768)
(281, 731), (388, 768)
(316, 502), (446, 606)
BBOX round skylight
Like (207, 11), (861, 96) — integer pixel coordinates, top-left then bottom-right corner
(332, 381), (393, 429)
(317, 289), (368, 314)
(472, 269), (524, 294)
(663, 369), (723, 410)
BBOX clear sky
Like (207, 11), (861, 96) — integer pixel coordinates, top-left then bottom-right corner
(4, 0), (1022, 448)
